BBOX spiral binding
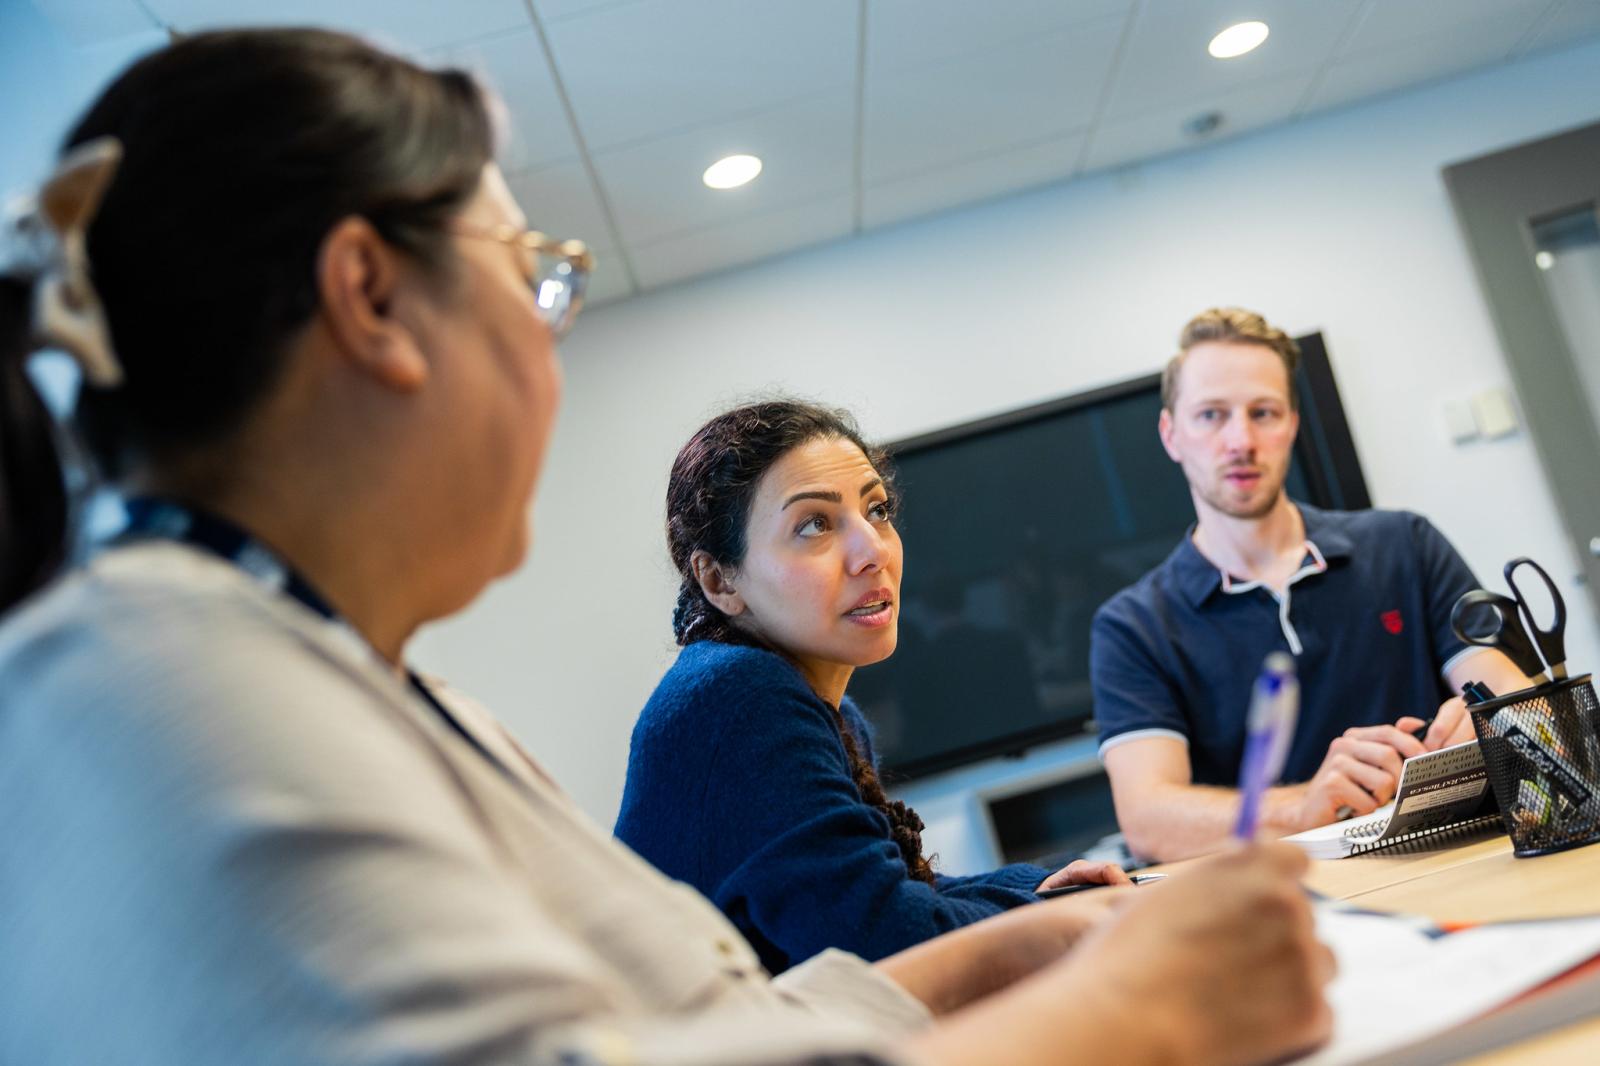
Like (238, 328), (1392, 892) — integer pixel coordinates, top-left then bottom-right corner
(1346, 814), (1505, 856)
(1345, 817), (1389, 841)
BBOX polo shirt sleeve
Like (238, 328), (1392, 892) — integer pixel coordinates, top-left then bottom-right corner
(1404, 512), (1483, 677)
(1089, 595), (1192, 758)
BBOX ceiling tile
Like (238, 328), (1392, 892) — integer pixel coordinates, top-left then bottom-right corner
(863, 17), (1121, 185)
(142, 0), (530, 52)
(430, 28), (578, 173)
(27, 0), (157, 46)
(577, 247), (634, 307)
(628, 192), (853, 290)
(503, 159), (616, 250)
(1082, 69), (1313, 172)
(1520, 0), (1600, 55)
(866, 0), (1132, 72)
(544, 0), (856, 151)
(862, 133), (1086, 230)
(1308, 12), (1540, 113)
(1341, 0), (1550, 55)
(91, 0), (1594, 297)
(1102, 0), (1362, 121)
(592, 89), (853, 247)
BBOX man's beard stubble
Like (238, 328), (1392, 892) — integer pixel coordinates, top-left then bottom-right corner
(1197, 470), (1286, 521)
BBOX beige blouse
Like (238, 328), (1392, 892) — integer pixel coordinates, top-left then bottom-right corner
(0, 542), (930, 1065)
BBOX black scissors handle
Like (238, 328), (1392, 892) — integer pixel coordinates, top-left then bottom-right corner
(1450, 589), (1549, 681)
(1504, 557), (1568, 680)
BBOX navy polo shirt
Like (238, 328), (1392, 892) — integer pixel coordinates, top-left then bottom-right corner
(1089, 504), (1485, 787)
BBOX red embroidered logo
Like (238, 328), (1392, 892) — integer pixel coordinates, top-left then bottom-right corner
(1380, 609), (1403, 635)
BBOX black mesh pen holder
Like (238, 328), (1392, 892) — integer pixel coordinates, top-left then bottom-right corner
(1470, 674), (1600, 857)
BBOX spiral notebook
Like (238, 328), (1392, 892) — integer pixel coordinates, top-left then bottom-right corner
(1285, 741), (1503, 859)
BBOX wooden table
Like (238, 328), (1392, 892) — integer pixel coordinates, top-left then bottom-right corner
(1300, 835), (1510, 902)
(1298, 834), (1600, 1063)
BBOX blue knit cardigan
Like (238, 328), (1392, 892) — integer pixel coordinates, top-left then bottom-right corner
(614, 640), (1049, 974)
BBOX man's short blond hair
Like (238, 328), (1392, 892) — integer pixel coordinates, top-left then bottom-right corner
(1161, 307), (1302, 412)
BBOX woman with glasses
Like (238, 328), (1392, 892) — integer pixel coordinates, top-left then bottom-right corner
(0, 28), (1332, 1066)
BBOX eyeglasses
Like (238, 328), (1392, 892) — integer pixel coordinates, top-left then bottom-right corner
(450, 223), (595, 339)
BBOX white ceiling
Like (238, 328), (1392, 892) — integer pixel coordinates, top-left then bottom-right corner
(31, 0), (1600, 306)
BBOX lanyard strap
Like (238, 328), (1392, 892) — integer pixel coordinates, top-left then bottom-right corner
(117, 498), (504, 773)
(122, 497), (338, 619)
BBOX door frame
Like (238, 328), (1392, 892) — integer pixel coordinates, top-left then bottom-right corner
(1444, 121), (1600, 617)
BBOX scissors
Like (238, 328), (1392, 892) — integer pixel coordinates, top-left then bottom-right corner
(1450, 556), (1568, 684)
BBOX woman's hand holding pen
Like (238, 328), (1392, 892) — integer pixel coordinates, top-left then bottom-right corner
(911, 843), (1333, 1066)
(1052, 843), (1335, 1066)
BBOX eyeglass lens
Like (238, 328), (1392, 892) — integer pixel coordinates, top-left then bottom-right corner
(535, 258), (585, 336)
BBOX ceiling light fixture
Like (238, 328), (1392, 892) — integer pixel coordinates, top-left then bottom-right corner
(1208, 21), (1269, 59)
(1535, 251), (1555, 270)
(702, 154), (763, 190)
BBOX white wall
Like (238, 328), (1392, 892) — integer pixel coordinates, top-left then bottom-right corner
(414, 36), (1600, 829)
(0, 5), (161, 208)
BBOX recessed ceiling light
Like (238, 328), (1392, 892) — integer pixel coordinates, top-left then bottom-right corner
(1535, 250), (1555, 270)
(703, 154), (763, 190)
(1208, 21), (1269, 59)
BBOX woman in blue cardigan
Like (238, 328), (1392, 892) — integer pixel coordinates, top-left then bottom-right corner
(616, 400), (1129, 975)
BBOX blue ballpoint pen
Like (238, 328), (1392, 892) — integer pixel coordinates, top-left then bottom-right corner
(1234, 652), (1299, 842)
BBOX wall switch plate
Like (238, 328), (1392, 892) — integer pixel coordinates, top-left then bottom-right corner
(1444, 398), (1479, 443)
(1472, 387), (1520, 439)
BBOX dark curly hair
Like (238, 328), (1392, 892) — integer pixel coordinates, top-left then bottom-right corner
(666, 399), (936, 885)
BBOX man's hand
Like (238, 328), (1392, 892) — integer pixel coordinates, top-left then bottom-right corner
(1423, 695), (1477, 749)
(1035, 859), (1133, 893)
(1436, 647), (1536, 749)
(1295, 721), (1426, 829)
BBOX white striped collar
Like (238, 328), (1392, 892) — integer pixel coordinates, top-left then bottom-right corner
(1219, 539), (1330, 596)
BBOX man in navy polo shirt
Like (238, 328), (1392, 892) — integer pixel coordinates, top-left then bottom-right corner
(1092, 308), (1530, 862)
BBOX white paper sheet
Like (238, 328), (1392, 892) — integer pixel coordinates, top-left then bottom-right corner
(1295, 906), (1600, 1065)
